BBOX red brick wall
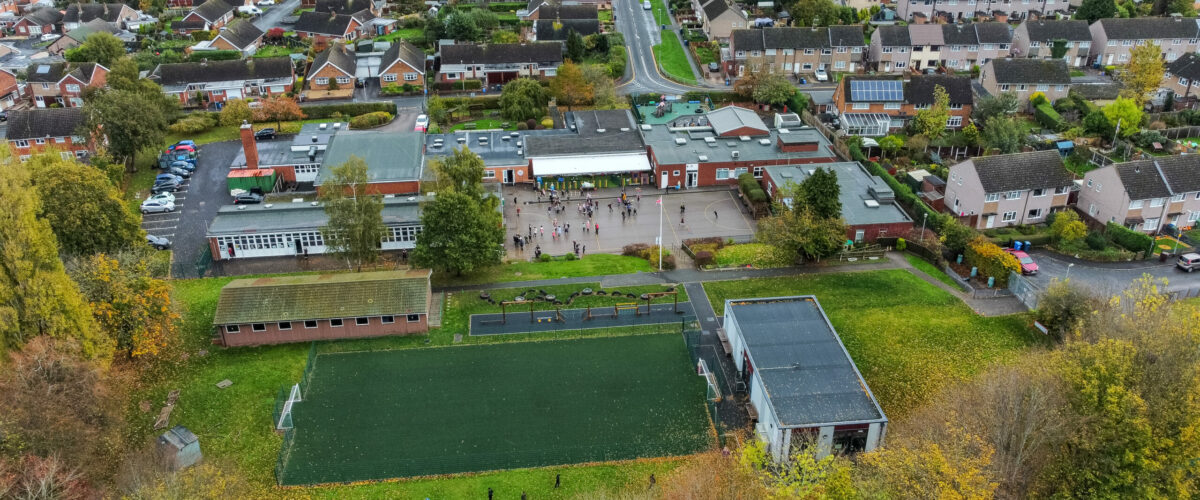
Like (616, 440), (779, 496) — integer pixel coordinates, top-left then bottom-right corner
(716, 125), (769, 138)
(8, 137), (91, 157)
(847, 222), (913, 243)
(778, 141), (819, 152)
(217, 315), (428, 346)
(652, 149), (837, 189)
(317, 180), (420, 196)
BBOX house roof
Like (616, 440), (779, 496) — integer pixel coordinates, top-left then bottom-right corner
(314, 0), (375, 14)
(707, 105), (768, 136)
(941, 23), (977, 45)
(535, 19), (599, 40)
(171, 20), (208, 31)
(26, 61), (101, 83)
(149, 57), (293, 86)
(701, 0), (729, 20)
(536, 3), (597, 19)
(215, 18), (264, 49)
(763, 27), (829, 49)
(731, 29), (763, 51)
(1113, 155), (1200, 200)
(309, 44), (356, 79)
(190, 0), (235, 23)
(906, 74), (972, 106)
(973, 22), (1011, 44)
(827, 25), (865, 47)
(63, 3), (128, 23)
(1071, 82), (1121, 100)
(212, 270), (431, 325)
(440, 43), (563, 65)
(987, 58), (1070, 84)
(22, 7), (63, 25)
(966, 150), (1073, 193)
(1096, 17), (1200, 40)
(908, 24), (944, 45)
(380, 40), (424, 73)
(316, 131), (423, 185)
(1167, 53), (1200, 82)
(7, 107), (84, 140)
(1022, 19), (1091, 42)
(876, 24), (910, 46)
(725, 296), (886, 428)
(294, 10), (354, 36)
(65, 18), (122, 43)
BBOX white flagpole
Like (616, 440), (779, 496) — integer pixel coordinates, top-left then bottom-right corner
(658, 196), (663, 272)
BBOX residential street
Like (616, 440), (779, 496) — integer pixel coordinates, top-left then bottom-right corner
(613, 0), (704, 95)
(253, 0), (300, 31)
(1027, 248), (1200, 295)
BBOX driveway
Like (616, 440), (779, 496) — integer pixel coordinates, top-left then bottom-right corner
(253, 0), (300, 31)
(147, 141), (243, 278)
(1026, 248), (1200, 295)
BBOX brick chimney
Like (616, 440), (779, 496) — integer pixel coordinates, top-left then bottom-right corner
(240, 121), (258, 170)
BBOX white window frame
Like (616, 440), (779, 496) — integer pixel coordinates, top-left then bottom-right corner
(278, 322), (291, 330)
(985, 193), (1000, 202)
(382, 73), (397, 82)
(382, 315), (395, 324)
(355, 317), (369, 326)
(1151, 197), (1165, 207)
(852, 102), (869, 110)
(314, 77), (329, 85)
(304, 320), (318, 329)
(1007, 191), (1021, 200)
(1170, 193), (1185, 202)
(1002, 211), (1017, 222)
(407, 314), (420, 322)
(330, 318), (344, 327)
(335, 76), (351, 85)
(1032, 188), (1045, 197)
(404, 73), (419, 81)
(1028, 208), (1043, 219)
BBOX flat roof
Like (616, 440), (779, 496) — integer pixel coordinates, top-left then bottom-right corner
(727, 296), (886, 428)
(642, 125), (836, 165)
(317, 131), (424, 185)
(762, 162), (912, 226)
(424, 129), (572, 167)
(233, 140), (324, 168)
(207, 197), (421, 236)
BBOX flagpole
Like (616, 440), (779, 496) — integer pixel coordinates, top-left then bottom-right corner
(658, 195), (663, 272)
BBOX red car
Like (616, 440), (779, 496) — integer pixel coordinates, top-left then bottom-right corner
(1004, 248), (1039, 275)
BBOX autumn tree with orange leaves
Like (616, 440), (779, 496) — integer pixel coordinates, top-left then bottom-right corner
(66, 251), (179, 360)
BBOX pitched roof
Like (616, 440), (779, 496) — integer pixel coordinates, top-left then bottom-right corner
(827, 25), (865, 47)
(171, 20), (209, 31)
(215, 18), (264, 49)
(65, 18), (121, 42)
(966, 150), (1073, 193)
(294, 10), (354, 36)
(1021, 19), (1091, 42)
(26, 62), (101, 83)
(149, 57), (293, 85)
(701, 0), (729, 20)
(7, 108), (84, 140)
(1071, 82), (1121, 100)
(380, 40), (424, 73)
(212, 270), (431, 325)
(731, 29), (764, 51)
(440, 43), (563, 65)
(190, 0), (235, 23)
(906, 74), (973, 106)
(763, 27), (829, 49)
(876, 24), (910, 46)
(908, 23), (944, 45)
(986, 58), (1070, 84)
(536, 3), (597, 19)
(22, 7), (63, 25)
(63, 3), (129, 23)
(973, 22), (1011, 44)
(1167, 52), (1200, 81)
(535, 19), (599, 40)
(707, 105), (769, 136)
(1097, 17), (1200, 40)
(309, 44), (356, 79)
(941, 23), (977, 45)
(317, 131), (424, 184)
(314, 0), (373, 14)
(1113, 155), (1200, 200)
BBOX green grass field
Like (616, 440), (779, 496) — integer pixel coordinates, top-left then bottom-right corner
(653, 34), (697, 85)
(431, 254), (652, 286)
(279, 334), (712, 485)
(904, 254), (960, 290)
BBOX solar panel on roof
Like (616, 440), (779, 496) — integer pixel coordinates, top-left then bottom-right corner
(35, 65), (49, 74)
(849, 80), (903, 102)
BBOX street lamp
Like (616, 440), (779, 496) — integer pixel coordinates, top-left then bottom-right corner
(1065, 262), (1075, 282)
(919, 212), (928, 243)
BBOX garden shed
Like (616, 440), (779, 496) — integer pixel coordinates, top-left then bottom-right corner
(158, 425), (202, 471)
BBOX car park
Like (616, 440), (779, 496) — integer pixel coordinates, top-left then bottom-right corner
(233, 192), (263, 204)
(1177, 253), (1200, 272)
(146, 234), (171, 250)
(147, 192), (175, 204)
(414, 115), (429, 132)
(162, 165), (192, 178)
(151, 180), (180, 194)
(170, 160), (195, 172)
(255, 128), (276, 140)
(156, 173), (183, 184)
(141, 198), (175, 214)
(1003, 248), (1039, 275)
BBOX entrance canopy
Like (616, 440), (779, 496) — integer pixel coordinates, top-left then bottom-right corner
(532, 153), (652, 177)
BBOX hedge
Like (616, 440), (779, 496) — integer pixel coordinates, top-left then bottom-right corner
(433, 80), (484, 91)
(737, 172), (767, 203)
(437, 95), (502, 111)
(1034, 102), (1064, 131)
(349, 111), (393, 129)
(304, 102), (396, 119)
(486, 2), (525, 11)
(863, 161), (944, 232)
(189, 50), (241, 62)
(1106, 222), (1154, 254)
(965, 236), (1020, 287)
(785, 90), (808, 114)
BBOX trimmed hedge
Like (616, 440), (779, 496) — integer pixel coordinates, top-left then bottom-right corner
(1034, 102), (1064, 131)
(434, 80), (484, 91)
(737, 172), (767, 203)
(864, 161), (944, 232)
(304, 102), (397, 119)
(1106, 222), (1154, 254)
(965, 236), (1020, 287)
(438, 95), (502, 110)
(349, 111), (393, 129)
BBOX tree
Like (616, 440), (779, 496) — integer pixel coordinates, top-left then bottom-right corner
(581, 64), (618, 109)
(491, 30), (519, 43)
(444, 12), (482, 41)
(430, 146), (487, 197)
(738, 438), (855, 498)
(0, 155), (105, 360)
(1083, 109), (1115, 137)
(266, 27), (284, 41)
(565, 29), (584, 62)
(878, 134), (904, 159)
(1050, 210), (1087, 242)
(83, 57), (178, 172)
(981, 115), (1026, 154)
(1102, 97), (1143, 138)
(594, 33), (610, 55)
(66, 251), (179, 360)
(498, 78), (548, 122)
(1168, 0), (1196, 15)
(800, 167), (841, 219)
(1119, 42), (1165, 106)
(1076, 0), (1118, 23)
(912, 84), (950, 139)
(411, 190), (503, 275)
(757, 184), (846, 261)
(788, 0), (843, 26)
(64, 32), (126, 66)
(254, 96), (305, 130)
(550, 61), (592, 111)
(857, 422), (999, 499)
(939, 218), (975, 253)
(1035, 280), (1097, 341)
(972, 92), (1020, 123)
(26, 154), (143, 256)
(427, 95), (448, 124)
(318, 156), (387, 270)
(751, 73), (795, 107)
(962, 121), (980, 146)
(218, 98), (253, 127)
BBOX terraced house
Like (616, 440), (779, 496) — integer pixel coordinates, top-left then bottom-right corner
(1011, 19), (1092, 67)
(944, 150), (1074, 229)
(1077, 155), (1200, 233)
(1089, 17), (1200, 66)
(5, 108), (93, 160)
(25, 62), (107, 108)
(1162, 53), (1200, 105)
(896, 0), (1069, 23)
(870, 22), (1009, 73)
(979, 58), (1070, 108)
(727, 26), (866, 76)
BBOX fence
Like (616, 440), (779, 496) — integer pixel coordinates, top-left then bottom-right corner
(1168, 286), (1200, 302)
(1160, 126), (1200, 140)
(274, 342), (317, 485)
(836, 246), (888, 261)
(1008, 270), (1041, 310)
(801, 110), (852, 161)
(683, 328), (730, 446)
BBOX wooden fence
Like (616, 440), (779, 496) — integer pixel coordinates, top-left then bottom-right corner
(1159, 126), (1200, 140)
(801, 110), (852, 161)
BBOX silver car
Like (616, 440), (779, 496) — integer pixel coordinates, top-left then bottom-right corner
(141, 198), (175, 214)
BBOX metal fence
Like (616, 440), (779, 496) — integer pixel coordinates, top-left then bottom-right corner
(1008, 270), (1041, 310)
(682, 328), (729, 445)
(274, 342), (317, 485)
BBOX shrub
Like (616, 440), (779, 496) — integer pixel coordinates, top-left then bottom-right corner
(1130, 130), (1167, 149)
(1085, 230), (1107, 251)
(304, 102), (396, 119)
(539, 253), (552, 262)
(1050, 210), (1086, 242)
(694, 250), (714, 267)
(607, 46), (627, 79)
(622, 243), (650, 256)
(564, 252), (576, 260)
(1106, 222), (1154, 254)
(964, 236), (1020, 287)
(683, 236), (726, 250)
(540, 118), (553, 128)
(516, 122), (528, 130)
(1029, 91), (1048, 107)
(1035, 280), (1096, 342)
(1034, 102), (1064, 131)
(167, 113), (217, 134)
(526, 118), (537, 129)
(896, 237), (906, 251)
(349, 111), (393, 129)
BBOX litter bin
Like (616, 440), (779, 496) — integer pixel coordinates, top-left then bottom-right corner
(1161, 251), (1171, 262)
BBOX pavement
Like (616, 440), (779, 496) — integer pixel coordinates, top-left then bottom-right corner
(253, 0), (300, 31)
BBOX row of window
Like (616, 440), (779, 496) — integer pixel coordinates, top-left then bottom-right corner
(999, 208), (1045, 222)
(382, 73), (421, 82)
(883, 44), (1006, 53)
(1108, 38), (1197, 47)
(381, 225), (421, 243)
(313, 76), (352, 85)
(12, 136), (82, 148)
(998, 84), (1067, 92)
(1029, 40), (1090, 49)
(850, 103), (964, 110)
(1129, 192), (1200, 209)
(715, 167), (749, 180)
(225, 315), (421, 333)
(217, 232), (325, 251)
(738, 47), (863, 58)
(983, 187), (1070, 202)
(922, 0), (1058, 4)
(18, 151), (87, 162)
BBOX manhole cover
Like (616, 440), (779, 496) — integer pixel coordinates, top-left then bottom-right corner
(706, 317), (715, 322)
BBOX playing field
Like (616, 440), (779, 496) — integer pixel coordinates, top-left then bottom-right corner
(277, 334), (712, 485)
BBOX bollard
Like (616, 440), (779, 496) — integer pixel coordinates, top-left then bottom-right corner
(970, 266), (978, 278)
(987, 276), (995, 288)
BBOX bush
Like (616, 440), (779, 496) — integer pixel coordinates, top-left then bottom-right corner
(1085, 230), (1107, 250)
(607, 46), (627, 79)
(539, 253), (552, 262)
(167, 113), (217, 134)
(683, 237), (727, 250)
(516, 122), (528, 130)
(622, 243), (650, 256)
(896, 237), (906, 251)
(694, 250), (714, 267)
(433, 80), (483, 91)
(349, 111), (393, 129)
(964, 236), (1020, 287)
(641, 246), (676, 270)
(1130, 130), (1167, 149)
(564, 252), (576, 261)
(540, 118), (553, 128)
(304, 102), (396, 119)
(1034, 102), (1064, 131)
(526, 118), (537, 129)
(1106, 222), (1154, 254)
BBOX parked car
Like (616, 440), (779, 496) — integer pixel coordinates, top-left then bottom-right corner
(155, 173), (183, 184)
(170, 143), (196, 154)
(708, 62), (719, 73)
(174, 140), (195, 147)
(1003, 248), (1039, 275)
(642, 0), (650, 8)
(151, 180), (180, 194)
(0, 110), (9, 122)
(233, 192), (263, 204)
(140, 199), (175, 214)
(256, 0), (274, 4)
(40, 33), (60, 42)
(147, 192), (175, 204)
(146, 234), (171, 250)
(255, 128), (276, 140)
(170, 160), (195, 172)
(1177, 252), (1200, 272)
(162, 165), (191, 178)
(814, 68), (828, 82)
(414, 114), (429, 132)
(237, 5), (262, 15)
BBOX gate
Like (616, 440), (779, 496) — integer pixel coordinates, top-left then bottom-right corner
(1008, 270), (1041, 310)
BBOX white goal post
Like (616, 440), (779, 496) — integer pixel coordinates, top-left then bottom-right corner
(697, 359), (722, 402)
(277, 383), (302, 430)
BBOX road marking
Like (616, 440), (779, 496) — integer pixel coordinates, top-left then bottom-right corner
(143, 226), (177, 232)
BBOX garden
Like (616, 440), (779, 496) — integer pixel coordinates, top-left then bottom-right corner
(684, 237), (791, 269)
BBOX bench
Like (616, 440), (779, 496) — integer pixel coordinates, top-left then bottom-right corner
(745, 403), (758, 422)
(716, 328), (732, 355)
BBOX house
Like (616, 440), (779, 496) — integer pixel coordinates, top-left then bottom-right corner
(907, 24), (943, 72)
(762, 163), (913, 242)
(695, 0), (747, 43)
(178, 0), (236, 32)
(727, 27), (866, 76)
(870, 22), (1009, 74)
(202, 18), (264, 55)
(293, 11), (360, 43)
(169, 0), (251, 9)
(148, 57), (294, 107)
(1012, 19), (1092, 67)
(832, 75), (972, 136)
(0, 68), (19, 110)
(316, 131), (425, 194)
(1163, 52), (1200, 106)
(14, 7), (62, 37)
(532, 19), (600, 42)
(6, 107), (93, 160)
(944, 150), (1074, 229)
(1089, 17), (1200, 67)
(521, 1), (601, 21)
(723, 296), (887, 461)
(210, 270), (432, 346)
(438, 43), (563, 85)
(827, 26), (867, 73)
(1077, 155), (1200, 234)
(308, 44), (357, 90)
(25, 61), (107, 108)
(314, 0), (383, 16)
(869, 25), (911, 73)
(896, 0), (1068, 23)
(979, 58), (1070, 108)
(61, 2), (136, 31)
(48, 18), (134, 55)
(378, 40), (425, 87)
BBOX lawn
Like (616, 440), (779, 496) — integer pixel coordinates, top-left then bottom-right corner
(692, 43), (718, 65)
(431, 254), (652, 286)
(1155, 235), (1192, 253)
(165, 118), (350, 146)
(280, 334), (711, 485)
(712, 243), (790, 268)
(373, 28), (424, 44)
(599, 9), (613, 22)
(253, 45), (305, 58)
(1070, 70), (1086, 77)
(703, 270), (1041, 418)
(653, 34), (697, 85)
(904, 254), (960, 290)
(448, 118), (518, 132)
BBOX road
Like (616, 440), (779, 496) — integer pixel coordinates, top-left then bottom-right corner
(1026, 248), (1200, 296)
(613, 0), (703, 95)
(253, 0), (300, 31)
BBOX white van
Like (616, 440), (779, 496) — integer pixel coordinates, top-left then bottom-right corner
(642, 0), (651, 9)
(238, 5), (262, 15)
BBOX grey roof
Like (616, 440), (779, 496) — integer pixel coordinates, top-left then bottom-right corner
(190, 0), (234, 23)
(314, 0), (376, 14)
(941, 23), (977, 45)
(317, 131), (423, 185)
(440, 43), (563, 65)
(707, 106), (768, 136)
(294, 11), (354, 36)
(171, 20), (208, 31)
(1071, 82), (1121, 100)
(524, 130), (644, 156)
(309, 44), (356, 79)
(380, 40), (424, 73)
(65, 18), (122, 42)
(641, 125), (836, 165)
(1022, 19), (1091, 42)
(827, 25), (865, 47)
(908, 24), (943, 45)
(536, 3), (597, 19)
(7, 107), (84, 140)
(215, 18), (264, 49)
(906, 74), (973, 106)
(22, 7), (63, 25)
(425, 129), (573, 166)
(973, 22), (1011, 44)
(26, 61), (100, 83)
(876, 25), (910, 46)
(159, 426), (198, 449)
(731, 29), (763, 52)
(725, 296), (886, 428)
(967, 150), (1073, 193)
(535, 19), (599, 40)
(763, 162), (911, 226)
(763, 27), (828, 49)
(566, 109), (635, 134)
(701, 0), (730, 20)
(987, 58), (1070, 84)
(150, 57), (292, 85)
(207, 196), (421, 236)
(1097, 17), (1200, 40)
(1167, 53), (1200, 82)
(212, 269), (430, 325)
(1113, 155), (1200, 200)
(63, 3), (129, 23)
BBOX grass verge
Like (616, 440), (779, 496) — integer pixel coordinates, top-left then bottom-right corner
(431, 254), (652, 287)
(653, 34), (696, 85)
(904, 254), (960, 290)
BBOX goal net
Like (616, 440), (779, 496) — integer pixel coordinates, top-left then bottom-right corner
(697, 359), (722, 402)
(277, 383), (302, 430)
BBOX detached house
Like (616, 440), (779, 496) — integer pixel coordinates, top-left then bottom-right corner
(204, 18), (264, 55)
(177, 0), (236, 33)
(378, 40), (425, 87)
(15, 7), (63, 37)
(293, 11), (360, 43)
(62, 2), (137, 31)
(1078, 155), (1200, 234)
(728, 26), (866, 76)
(1012, 19), (1091, 67)
(979, 58), (1070, 108)
(148, 57), (294, 107)
(307, 44), (356, 90)
(26, 62), (107, 108)
(944, 150), (1074, 229)
(6, 107), (93, 160)
(314, 0), (383, 16)
(695, 0), (747, 43)
(49, 18), (132, 55)
(439, 43), (563, 85)
(832, 74), (972, 136)
(1089, 17), (1200, 66)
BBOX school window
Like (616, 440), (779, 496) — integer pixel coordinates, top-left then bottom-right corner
(1028, 208), (1043, 219)
(1151, 197), (1165, 207)
(382, 73), (397, 82)
(1002, 211), (1017, 222)
(382, 315), (394, 324)
(753, 166), (763, 178)
(226, 325), (240, 333)
(330, 318), (343, 327)
(985, 193), (999, 202)
(404, 73), (418, 81)
(407, 314), (420, 322)
(304, 320), (318, 328)
(252, 323), (266, 332)
(715, 168), (730, 179)
(1007, 191), (1021, 200)
(1032, 188), (1045, 197)
(356, 317), (369, 325)
(482, 170), (496, 178)
(278, 322), (291, 330)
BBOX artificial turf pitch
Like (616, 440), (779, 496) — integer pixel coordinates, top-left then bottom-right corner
(278, 334), (713, 485)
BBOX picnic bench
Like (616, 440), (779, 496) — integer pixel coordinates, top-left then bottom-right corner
(716, 328), (732, 355)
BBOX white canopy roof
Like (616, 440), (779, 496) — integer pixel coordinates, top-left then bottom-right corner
(532, 153), (652, 178)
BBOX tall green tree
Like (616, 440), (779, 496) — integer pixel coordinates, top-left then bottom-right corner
(982, 115), (1027, 154)
(757, 184), (846, 261)
(1119, 42), (1165, 106)
(64, 32), (126, 67)
(550, 61), (592, 111)
(800, 167), (842, 219)
(83, 57), (178, 171)
(444, 12), (482, 41)
(0, 151), (106, 360)
(788, 0), (843, 26)
(318, 156), (387, 270)
(431, 146), (487, 197)
(498, 78), (548, 122)
(565, 28), (584, 62)
(27, 154), (143, 256)
(912, 84), (950, 139)
(1102, 97), (1143, 138)
(972, 92), (1020, 123)
(752, 73), (795, 107)
(1076, 0), (1118, 23)
(581, 64), (619, 109)
(878, 135), (904, 159)
(411, 148), (503, 275)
